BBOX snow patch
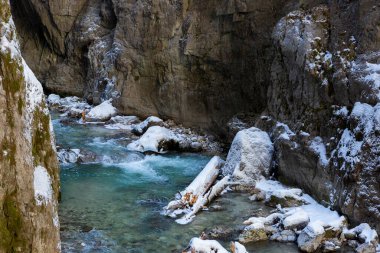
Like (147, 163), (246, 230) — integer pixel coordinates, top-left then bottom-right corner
(309, 137), (329, 166)
(185, 238), (229, 253)
(33, 166), (53, 206)
(255, 179), (345, 229)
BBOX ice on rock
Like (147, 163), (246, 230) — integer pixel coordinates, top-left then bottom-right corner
(87, 99), (117, 121)
(222, 127), (273, 185)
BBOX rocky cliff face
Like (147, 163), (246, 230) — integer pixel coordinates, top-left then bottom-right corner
(9, 0), (380, 234)
(10, 0), (329, 132)
(0, 1), (60, 251)
(265, 1), (380, 233)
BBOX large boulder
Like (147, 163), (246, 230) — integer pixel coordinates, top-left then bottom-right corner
(283, 208), (310, 230)
(222, 127), (274, 185)
(86, 99), (117, 122)
(297, 222), (325, 252)
(127, 126), (180, 153)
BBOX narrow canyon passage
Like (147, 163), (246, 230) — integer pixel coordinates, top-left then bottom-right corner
(51, 111), (300, 252)
(2, 0), (379, 252)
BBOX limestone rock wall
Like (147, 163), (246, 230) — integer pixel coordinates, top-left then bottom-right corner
(11, 0), (323, 132)
(0, 1), (60, 251)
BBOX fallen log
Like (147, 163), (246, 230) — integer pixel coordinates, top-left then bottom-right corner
(163, 156), (228, 223)
(176, 176), (230, 224)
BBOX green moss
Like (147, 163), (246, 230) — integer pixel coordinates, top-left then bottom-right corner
(0, 51), (24, 98)
(31, 107), (53, 167)
(0, 0), (11, 25)
(0, 50), (25, 128)
(31, 107), (60, 197)
(0, 193), (26, 252)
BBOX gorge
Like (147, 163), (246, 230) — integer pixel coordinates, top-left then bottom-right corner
(0, 0), (379, 252)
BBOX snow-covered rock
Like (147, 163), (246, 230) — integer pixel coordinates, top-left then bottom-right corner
(231, 242), (248, 253)
(184, 238), (229, 253)
(87, 99), (117, 121)
(243, 213), (283, 227)
(222, 127), (273, 185)
(265, 188), (307, 208)
(283, 208), (310, 230)
(132, 116), (163, 135)
(297, 221), (325, 252)
(105, 115), (140, 130)
(47, 94), (91, 114)
(57, 149), (81, 164)
(127, 126), (180, 153)
(344, 223), (379, 252)
(238, 223), (268, 243)
(47, 94), (61, 105)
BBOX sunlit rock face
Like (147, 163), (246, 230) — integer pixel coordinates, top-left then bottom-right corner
(0, 1), (60, 251)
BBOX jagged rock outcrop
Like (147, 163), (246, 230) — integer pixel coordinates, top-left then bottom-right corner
(0, 2), (60, 252)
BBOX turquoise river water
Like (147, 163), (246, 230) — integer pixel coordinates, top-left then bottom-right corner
(52, 114), (300, 253)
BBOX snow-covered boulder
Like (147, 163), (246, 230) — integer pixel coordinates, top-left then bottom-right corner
(222, 127), (273, 185)
(344, 223), (379, 252)
(57, 149), (81, 164)
(132, 116), (164, 135)
(283, 208), (310, 230)
(184, 238), (229, 253)
(87, 100), (117, 121)
(127, 126), (180, 153)
(297, 221), (325, 252)
(47, 94), (91, 114)
(47, 94), (61, 105)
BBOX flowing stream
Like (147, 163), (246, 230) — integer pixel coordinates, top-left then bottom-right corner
(53, 114), (299, 252)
